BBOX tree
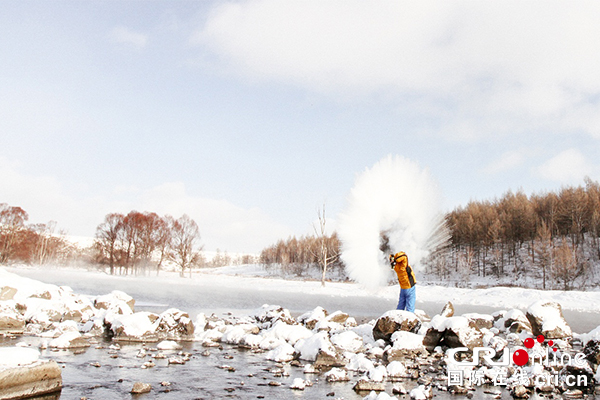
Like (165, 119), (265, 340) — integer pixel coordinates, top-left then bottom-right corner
(312, 204), (340, 287)
(171, 214), (202, 278)
(95, 213), (125, 275)
(0, 204), (29, 264)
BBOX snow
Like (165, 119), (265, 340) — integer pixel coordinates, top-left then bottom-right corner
(367, 365), (388, 382)
(5, 265), (600, 316)
(0, 347), (40, 368)
(387, 360), (407, 378)
(294, 331), (336, 361)
(330, 330), (363, 352)
(324, 367), (348, 381)
(363, 391), (396, 400)
(157, 340), (182, 350)
(109, 312), (157, 337)
(265, 343), (295, 362)
(390, 331), (425, 351)
(346, 353), (375, 372)
(49, 331), (82, 348)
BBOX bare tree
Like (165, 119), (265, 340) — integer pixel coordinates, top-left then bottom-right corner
(312, 204), (340, 287)
(171, 214), (202, 278)
(94, 213), (125, 275)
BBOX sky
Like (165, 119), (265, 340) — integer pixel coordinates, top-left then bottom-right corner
(2, 1), (600, 254)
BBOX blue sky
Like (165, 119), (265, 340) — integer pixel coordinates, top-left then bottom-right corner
(2, 1), (600, 253)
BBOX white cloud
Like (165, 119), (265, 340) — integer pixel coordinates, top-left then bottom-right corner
(483, 150), (526, 174)
(193, 1), (600, 139)
(110, 26), (148, 48)
(0, 158), (290, 254)
(534, 148), (595, 184)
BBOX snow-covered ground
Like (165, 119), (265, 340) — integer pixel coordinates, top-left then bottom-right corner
(4, 264), (600, 315)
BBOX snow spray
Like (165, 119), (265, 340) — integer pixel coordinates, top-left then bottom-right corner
(337, 155), (449, 288)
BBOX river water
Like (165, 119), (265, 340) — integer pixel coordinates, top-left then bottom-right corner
(3, 267), (600, 399)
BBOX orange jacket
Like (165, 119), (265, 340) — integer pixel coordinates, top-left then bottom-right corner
(391, 252), (416, 289)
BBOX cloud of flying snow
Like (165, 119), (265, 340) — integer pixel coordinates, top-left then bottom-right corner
(338, 155), (448, 288)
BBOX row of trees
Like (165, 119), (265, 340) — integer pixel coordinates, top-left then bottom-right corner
(260, 206), (342, 286)
(0, 203), (72, 265)
(440, 178), (600, 289)
(94, 211), (202, 277)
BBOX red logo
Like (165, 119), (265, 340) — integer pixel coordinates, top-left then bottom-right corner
(512, 334), (558, 366)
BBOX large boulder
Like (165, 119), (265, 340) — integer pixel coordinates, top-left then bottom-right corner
(423, 315), (483, 351)
(94, 290), (135, 313)
(526, 301), (572, 339)
(0, 348), (62, 399)
(384, 331), (426, 361)
(297, 306), (328, 330)
(373, 310), (421, 343)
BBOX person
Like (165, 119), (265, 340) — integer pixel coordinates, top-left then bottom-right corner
(389, 251), (416, 313)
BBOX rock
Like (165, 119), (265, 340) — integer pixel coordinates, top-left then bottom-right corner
(155, 308), (195, 339)
(110, 312), (160, 341)
(559, 365), (596, 394)
(424, 316), (483, 351)
(289, 378), (306, 390)
(463, 313), (494, 330)
(0, 359), (62, 400)
(324, 367), (349, 382)
(440, 302), (454, 318)
(297, 306), (328, 330)
(49, 332), (91, 349)
(526, 301), (572, 339)
(384, 331), (426, 361)
(373, 310), (421, 343)
(0, 286), (18, 300)
(392, 383), (408, 395)
(252, 304), (295, 327)
(583, 339), (600, 368)
(495, 309), (532, 334)
(131, 382), (151, 394)
(352, 379), (386, 392)
(0, 303), (25, 334)
(511, 384), (529, 398)
(326, 311), (349, 324)
(313, 349), (346, 369)
(95, 290), (135, 313)
(414, 309), (431, 323)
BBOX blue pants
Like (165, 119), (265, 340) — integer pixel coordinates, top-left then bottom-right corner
(397, 286), (416, 313)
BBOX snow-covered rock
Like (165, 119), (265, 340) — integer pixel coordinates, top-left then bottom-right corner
(331, 330), (363, 353)
(373, 310), (421, 343)
(157, 340), (182, 351)
(385, 331), (426, 361)
(526, 301), (572, 339)
(94, 290), (135, 313)
(347, 353), (375, 372)
(110, 311), (159, 341)
(324, 367), (349, 382)
(266, 343), (296, 362)
(155, 308), (195, 339)
(494, 309), (532, 334)
(252, 304), (295, 328)
(423, 315), (483, 351)
(0, 348), (62, 399)
(294, 331), (336, 362)
(0, 301), (25, 333)
(289, 377), (306, 390)
(387, 360), (408, 379)
(49, 331), (90, 349)
(297, 306), (328, 330)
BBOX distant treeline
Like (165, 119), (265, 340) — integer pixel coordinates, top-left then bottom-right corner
(0, 203), (74, 265)
(259, 233), (344, 278)
(5, 178), (600, 288)
(438, 177), (600, 289)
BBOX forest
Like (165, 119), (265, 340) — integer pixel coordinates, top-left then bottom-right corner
(3, 178), (600, 289)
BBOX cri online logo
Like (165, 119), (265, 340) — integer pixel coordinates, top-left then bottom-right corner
(447, 334), (586, 368)
(512, 334), (557, 366)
